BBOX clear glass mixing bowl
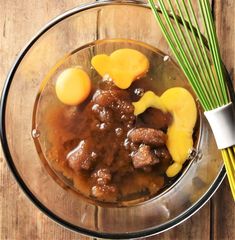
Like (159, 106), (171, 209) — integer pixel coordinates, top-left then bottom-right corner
(0, 0), (225, 238)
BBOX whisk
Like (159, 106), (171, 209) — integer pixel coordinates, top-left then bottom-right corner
(148, 0), (235, 200)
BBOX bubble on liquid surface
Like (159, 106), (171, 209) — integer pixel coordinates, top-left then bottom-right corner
(163, 55), (170, 62)
(97, 122), (108, 130)
(115, 128), (123, 137)
(103, 74), (112, 82)
(134, 88), (145, 97)
(32, 129), (40, 138)
(123, 138), (130, 149)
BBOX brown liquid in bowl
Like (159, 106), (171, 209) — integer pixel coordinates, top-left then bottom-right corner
(43, 78), (173, 203)
(33, 39), (197, 204)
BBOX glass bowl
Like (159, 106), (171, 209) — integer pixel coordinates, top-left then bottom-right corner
(0, 0), (225, 239)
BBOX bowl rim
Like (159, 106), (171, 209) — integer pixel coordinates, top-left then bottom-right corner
(0, 0), (226, 239)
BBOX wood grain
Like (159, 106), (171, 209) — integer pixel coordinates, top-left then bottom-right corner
(0, 1), (234, 240)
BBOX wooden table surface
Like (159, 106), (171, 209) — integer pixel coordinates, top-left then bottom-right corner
(0, 0), (234, 239)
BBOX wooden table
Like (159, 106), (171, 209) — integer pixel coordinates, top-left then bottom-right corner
(0, 1), (234, 239)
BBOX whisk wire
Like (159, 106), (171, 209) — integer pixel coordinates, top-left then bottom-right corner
(149, 0), (235, 200)
(153, 0), (210, 109)
(175, 0), (218, 106)
(198, 0), (228, 104)
(222, 150), (235, 199)
(168, 0), (215, 107)
(149, 0), (208, 109)
(177, 1), (218, 105)
(185, 0), (223, 106)
(228, 148), (235, 171)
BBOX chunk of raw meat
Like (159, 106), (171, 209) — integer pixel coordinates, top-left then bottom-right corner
(132, 145), (159, 169)
(91, 185), (117, 200)
(92, 89), (134, 115)
(67, 140), (97, 172)
(92, 168), (112, 186)
(128, 128), (167, 146)
(91, 104), (113, 123)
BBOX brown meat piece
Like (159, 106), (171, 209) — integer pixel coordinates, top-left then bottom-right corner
(92, 168), (112, 186)
(99, 77), (116, 89)
(118, 100), (135, 116)
(132, 145), (159, 169)
(92, 90), (116, 108)
(67, 140), (97, 172)
(128, 128), (167, 146)
(91, 104), (113, 124)
(102, 141), (119, 166)
(91, 185), (117, 200)
(92, 88), (135, 130)
(110, 88), (130, 101)
(92, 89), (134, 114)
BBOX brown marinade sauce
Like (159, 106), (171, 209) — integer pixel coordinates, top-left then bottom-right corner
(44, 77), (174, 203)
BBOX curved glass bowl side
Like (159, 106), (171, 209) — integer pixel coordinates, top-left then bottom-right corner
(0, 1), (226, 239)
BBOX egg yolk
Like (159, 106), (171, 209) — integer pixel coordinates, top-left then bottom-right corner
(91, 48), (149, 89)
(132, 88), (197, 177)
(55, 68), (91, 106)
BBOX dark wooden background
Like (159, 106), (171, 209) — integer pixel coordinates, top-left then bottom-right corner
(0, 0), (234, 239)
